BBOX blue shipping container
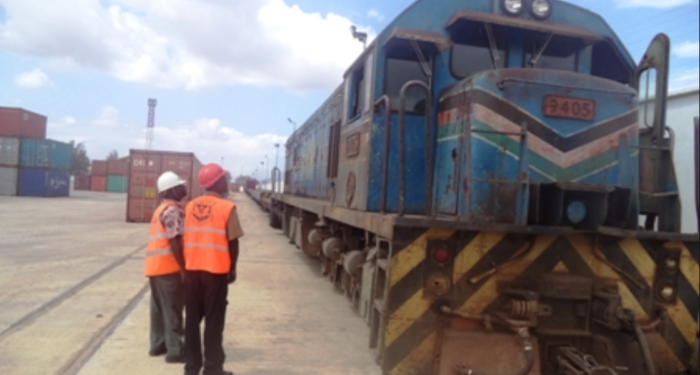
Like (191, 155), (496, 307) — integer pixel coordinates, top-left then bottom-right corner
(18, 168), (70, 197)
(50, 140), (72, 170)
(20, 139), (51, 168)
(20, 139), (72, 170)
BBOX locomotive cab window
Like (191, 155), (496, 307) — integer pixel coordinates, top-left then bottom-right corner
(384, 39), (432, 113)
(450, 21), (508, 79)
(591, 42), (632, 85)
(350, 66), (365, 120)
(524, 33), (582, 72)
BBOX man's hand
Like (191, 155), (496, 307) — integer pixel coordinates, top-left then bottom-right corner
(227, 270), (237, 284)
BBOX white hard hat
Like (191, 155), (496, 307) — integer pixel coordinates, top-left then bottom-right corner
(157, 171), (186, 193)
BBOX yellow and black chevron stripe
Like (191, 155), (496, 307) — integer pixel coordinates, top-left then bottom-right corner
(380, 229), (699, 375)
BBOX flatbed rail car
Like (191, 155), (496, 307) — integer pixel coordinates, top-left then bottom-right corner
(263, 0), (700, 374)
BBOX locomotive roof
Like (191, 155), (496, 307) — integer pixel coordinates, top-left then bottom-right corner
(344, 0), (636, 78)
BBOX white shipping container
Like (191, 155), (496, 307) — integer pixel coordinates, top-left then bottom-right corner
(0, 137), (20, 166)
(0, 166), (18, 196)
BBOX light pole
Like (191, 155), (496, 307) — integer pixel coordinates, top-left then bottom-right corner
(287, 118), (297, 134)
(274, 143), (280, 169)
(265, 155), (269, 188)
(260, 161), (265, 189)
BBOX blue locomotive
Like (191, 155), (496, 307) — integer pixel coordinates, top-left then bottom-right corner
(263, 0), (699, 374)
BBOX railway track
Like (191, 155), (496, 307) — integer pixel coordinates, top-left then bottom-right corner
(0, 244), (149, 375)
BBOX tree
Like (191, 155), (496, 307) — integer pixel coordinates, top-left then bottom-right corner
(69, 140), (91, 176)
(106, 150), (119, 160)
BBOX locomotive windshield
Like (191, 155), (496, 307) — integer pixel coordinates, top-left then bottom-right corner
(450, 22), (508, 78)
(524, 32), (582, 71)
(449, 20), (632, 84)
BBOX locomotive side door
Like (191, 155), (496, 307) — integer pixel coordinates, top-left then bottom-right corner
(635, 33), (681, 232)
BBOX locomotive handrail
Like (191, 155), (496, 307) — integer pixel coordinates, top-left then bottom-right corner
(373, 95), (391, 214)
(695, 117), (699, 232)
(398, 81), (433, 217)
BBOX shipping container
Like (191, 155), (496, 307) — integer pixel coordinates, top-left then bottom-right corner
(17, 168), (70, 197)
(74, 175), (91, 191)
(107, 159), (129, 175)
(107, 175), (129, 193)
(19, 139), (71, 170)
(0, 166), (18, 196)
(0, 107), (47, 139)
(20, 138), (50, 168)
(127, 149), (203, 222)
(0, 137), (20, 166)
(91, 160), (108, 176)
(245, 179), (257, 190)
(91, 175), (107, 192)
(50, 140), (72, 170)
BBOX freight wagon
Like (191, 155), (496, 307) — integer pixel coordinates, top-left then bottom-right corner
(261, 0), (700, 374)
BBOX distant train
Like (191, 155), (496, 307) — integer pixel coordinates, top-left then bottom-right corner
(256, 0), (699, 374)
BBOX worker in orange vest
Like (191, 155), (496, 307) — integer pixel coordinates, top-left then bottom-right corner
(146, 171), (188, 363)
(183, 163), (243, 375)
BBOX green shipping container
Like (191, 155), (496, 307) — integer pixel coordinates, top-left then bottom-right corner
(107, 175), (128, 193)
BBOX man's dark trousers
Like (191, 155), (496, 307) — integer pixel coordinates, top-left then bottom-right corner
(149, 273), (184, 358)
(184, 271), (229, 375)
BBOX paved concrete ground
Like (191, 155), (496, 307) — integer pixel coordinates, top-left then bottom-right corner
(0, 190), (383, 375)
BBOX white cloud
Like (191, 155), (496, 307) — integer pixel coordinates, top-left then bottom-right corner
(669, 67), (700, 92)
(0, 0), (374, 92)
(367, 8), (384, 22)
(13, 68), (53, 89)
(611, 0), (695, 8)
(47, 107), (286, 176)
(674, 41), (700, 58)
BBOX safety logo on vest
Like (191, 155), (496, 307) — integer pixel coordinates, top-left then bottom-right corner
(193, 203), (212, 222)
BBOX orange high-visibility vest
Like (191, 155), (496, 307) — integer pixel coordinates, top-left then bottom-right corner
(183, 194), (235, 274)
(145, 201), (182, 277)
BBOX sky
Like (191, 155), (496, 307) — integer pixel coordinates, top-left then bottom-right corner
(0, 0), (698, 180)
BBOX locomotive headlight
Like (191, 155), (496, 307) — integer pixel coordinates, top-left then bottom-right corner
(531, 0), (552, 19)
(502, 0), (524, 15)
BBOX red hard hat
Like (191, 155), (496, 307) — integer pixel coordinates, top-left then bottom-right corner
(199, 163), (227, 189)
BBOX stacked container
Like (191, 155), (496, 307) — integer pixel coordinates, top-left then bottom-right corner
(127, 150), (204, 223)
(17, 139), (72, 197)
(0, 137), (20, 196)
(106, 158), (129, 193)
(1, 108), (71, 198)
(0, 107), (47, 139)
(74, 174), (91, 191)
(90, 160), (107, 192)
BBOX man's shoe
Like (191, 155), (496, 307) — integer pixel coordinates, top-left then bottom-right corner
(203, 371), (233, 375)
(165, 354), (186, 363)
(148, 347), (167, 357)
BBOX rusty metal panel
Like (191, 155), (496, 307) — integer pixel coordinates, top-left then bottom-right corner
(438, 330), (540, 375)
(73, 175), (91, 191)
(90, 175), (106, 192)
(0, 107), (47, 139)
(126, 149), (202, 222)
(91, 160), (108, 176)
(106, 159), (129, 175)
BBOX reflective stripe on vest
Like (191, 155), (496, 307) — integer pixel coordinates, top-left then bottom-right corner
(144, 201), (182, 277)
(183, 194), (235, 274)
